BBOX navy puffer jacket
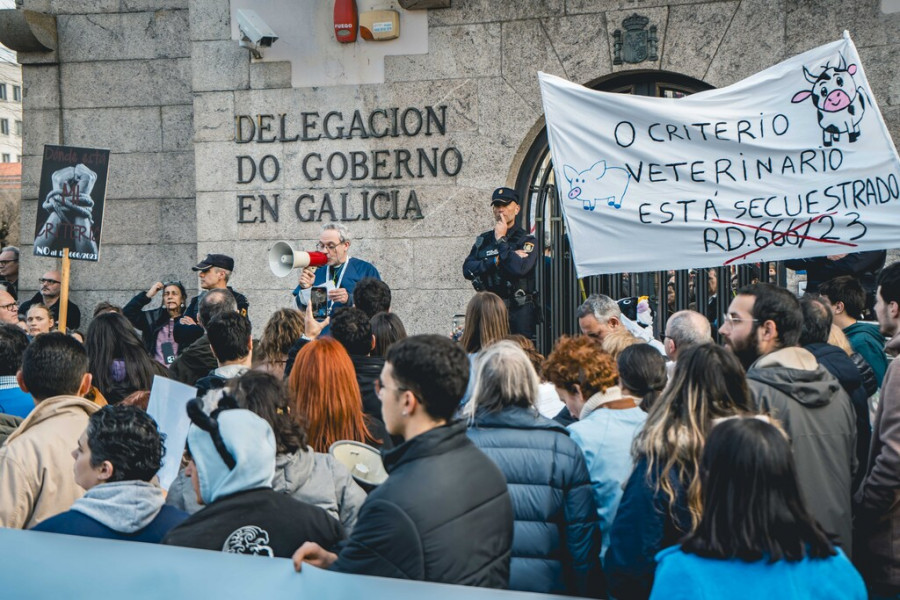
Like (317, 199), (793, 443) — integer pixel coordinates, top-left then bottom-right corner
(467, 406), (605, 597)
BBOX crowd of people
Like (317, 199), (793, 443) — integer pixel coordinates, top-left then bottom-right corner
(2, 226), (900, 599)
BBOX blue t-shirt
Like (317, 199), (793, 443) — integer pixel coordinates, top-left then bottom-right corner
(0, 385), (34, 419)
(650, 545), (866, 600)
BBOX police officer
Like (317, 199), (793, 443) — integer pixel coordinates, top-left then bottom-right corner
(463, 187), (538, 337)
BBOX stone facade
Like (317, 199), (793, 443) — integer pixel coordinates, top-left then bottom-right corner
(13, 0), (900, 335)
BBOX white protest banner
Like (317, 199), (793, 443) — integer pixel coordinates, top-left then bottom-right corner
(146, 375), (198, 490)
(538, 32), (900, 277)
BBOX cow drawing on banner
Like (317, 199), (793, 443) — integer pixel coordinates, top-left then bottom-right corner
(563, 160), (631, 211)
(791, 54), (867, 147)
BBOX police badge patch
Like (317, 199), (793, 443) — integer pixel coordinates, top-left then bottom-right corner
(523, 242), (535, 253)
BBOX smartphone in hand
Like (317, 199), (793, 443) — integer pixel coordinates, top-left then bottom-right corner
(310, 286), (328, 319)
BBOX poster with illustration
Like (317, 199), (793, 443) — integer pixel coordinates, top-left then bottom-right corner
(33, 145), (110, 262)
(539, 32), (900, 277)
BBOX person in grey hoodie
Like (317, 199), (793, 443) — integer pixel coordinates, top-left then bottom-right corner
(719, 282), (856, 557)
(166, 371), (365, 533)
(32, 405), (187, 542)
(161, 399), (343, 557)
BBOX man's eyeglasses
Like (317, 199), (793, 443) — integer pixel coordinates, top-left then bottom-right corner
(0, 260), (17, 267)
(39, 278), (60, 285)
(316, 241), (345, 252)
(721, 313), (759, 327)
(0, 302), (17, 312)
(374, 377), (401, 395)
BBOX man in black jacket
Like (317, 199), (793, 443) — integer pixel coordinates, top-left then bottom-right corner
(175, 254), (249, 348)
(169, 289), (237, 386)
(293, 334), (513, 588)
(330, 307), (383, 422)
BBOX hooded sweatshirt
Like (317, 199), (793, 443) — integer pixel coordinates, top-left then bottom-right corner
(747, 346), (856, 556)
(166, 448), (365, 535)
(31, 481), (187, 542)
(844, 321), (888, 387)
(161, 409), (343, 557)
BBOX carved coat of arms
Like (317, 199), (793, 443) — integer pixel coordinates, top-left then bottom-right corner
(613, 14), (658, 65)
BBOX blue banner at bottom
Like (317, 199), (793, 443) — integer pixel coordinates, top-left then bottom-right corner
(0, 528), (574, 600)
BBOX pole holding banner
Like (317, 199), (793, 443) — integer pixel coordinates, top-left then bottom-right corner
(58, 249), (69, 332)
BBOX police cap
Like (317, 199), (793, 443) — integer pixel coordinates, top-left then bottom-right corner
(491, 187), (519, 206)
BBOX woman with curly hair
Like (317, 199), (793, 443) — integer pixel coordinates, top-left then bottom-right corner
(287, 337), (388, 452)
(254, 308), (305, 379)
(543, 335), (647, 560)
(605, 343), (756, 600)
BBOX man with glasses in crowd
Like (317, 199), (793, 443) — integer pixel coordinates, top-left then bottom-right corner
(719, 282), (855, 557)
(175, 254), (249, 349)
(294, 223), (380, 318)
(0, 246), (19, 298)
(0, 290), (19, 328)
(19, 270), (81, 330)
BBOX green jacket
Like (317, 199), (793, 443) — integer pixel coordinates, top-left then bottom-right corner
(845, 321), (888, 387)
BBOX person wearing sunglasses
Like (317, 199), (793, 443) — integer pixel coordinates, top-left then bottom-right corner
(293, 223), (380, 319)
(18, 270), (82, 330)
(123, 280), (187, 367)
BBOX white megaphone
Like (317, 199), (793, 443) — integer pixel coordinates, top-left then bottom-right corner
(267, 241), (329, 277)
(329, 440), (388, 490)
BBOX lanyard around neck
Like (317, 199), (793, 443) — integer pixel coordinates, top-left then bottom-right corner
(325, 258), (350, 312)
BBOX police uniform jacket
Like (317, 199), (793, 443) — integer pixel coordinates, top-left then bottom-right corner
(462, 224), (537, 299)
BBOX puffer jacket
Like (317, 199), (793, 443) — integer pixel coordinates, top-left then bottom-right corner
(0, 395), (100, 528)
(747, 346), (856, 556)
(567, 387), (647, 559)
(467, 406), (604, 596)
(166, 446), (366, 534)
(331, 421), (513, 588)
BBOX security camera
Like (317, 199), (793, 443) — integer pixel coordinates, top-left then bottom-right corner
(237, 9), (278, 58)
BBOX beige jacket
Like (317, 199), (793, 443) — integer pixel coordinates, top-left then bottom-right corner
(0, 394), (99, 529)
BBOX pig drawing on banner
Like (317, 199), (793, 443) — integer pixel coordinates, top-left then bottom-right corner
(563, 160), (632, 210)
(35, 164), (99, 256)
(791, 54), (869, 148)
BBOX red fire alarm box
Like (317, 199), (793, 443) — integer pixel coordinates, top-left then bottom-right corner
(334, 0), (358, 43)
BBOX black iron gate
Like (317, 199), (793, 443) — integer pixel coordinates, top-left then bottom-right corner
(527, 178), (786, 355)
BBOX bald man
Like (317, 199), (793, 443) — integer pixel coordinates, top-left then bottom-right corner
(19, 270), (82, 330)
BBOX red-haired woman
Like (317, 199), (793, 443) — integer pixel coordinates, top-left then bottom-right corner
(288, 337), (390, 452)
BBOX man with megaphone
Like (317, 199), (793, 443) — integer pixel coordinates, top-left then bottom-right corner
(293, 224), (380, 319)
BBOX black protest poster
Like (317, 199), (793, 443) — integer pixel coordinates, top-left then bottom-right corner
(33, 145), (110, 262)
